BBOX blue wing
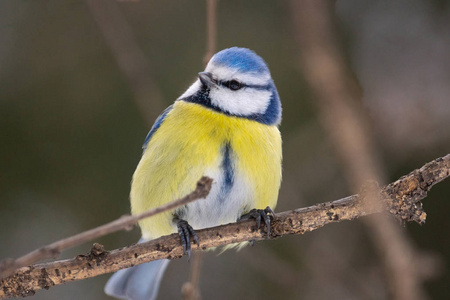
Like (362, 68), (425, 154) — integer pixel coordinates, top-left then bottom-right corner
(142, 105), (174, 152)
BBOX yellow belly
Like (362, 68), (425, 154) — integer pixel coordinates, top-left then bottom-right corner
(131, 101), (282, 239)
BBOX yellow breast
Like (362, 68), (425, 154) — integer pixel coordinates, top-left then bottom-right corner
(131, 101), (282, 239)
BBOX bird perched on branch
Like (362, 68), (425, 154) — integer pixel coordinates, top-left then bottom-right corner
(105, 47), (282, 300)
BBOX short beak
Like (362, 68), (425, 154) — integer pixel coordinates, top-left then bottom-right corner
(198, 72), (215, 88)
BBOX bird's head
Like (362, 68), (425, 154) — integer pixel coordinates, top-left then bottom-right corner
(179, 47), (281, 125)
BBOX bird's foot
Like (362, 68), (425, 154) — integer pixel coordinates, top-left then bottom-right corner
(239, 206), (275, 236)
(176, 220), (199, 260)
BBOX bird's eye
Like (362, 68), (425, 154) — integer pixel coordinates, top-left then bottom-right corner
(228, 80), (242, 91)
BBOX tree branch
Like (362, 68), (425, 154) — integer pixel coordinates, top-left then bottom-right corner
(289, 2), (435, 299)
(203, 0), (218, 66)
(0, 177), (213, 280)
(1, 154), (448, 299)
(85, 0), (165, 125)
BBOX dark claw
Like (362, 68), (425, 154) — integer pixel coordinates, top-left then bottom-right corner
(261, 210), (271, 236)
(255, 212), (261, 229)
(176, 220), (199, 260)
(186, 223), (200, 247)
(239, 206), (275, 236)
(178, 229), (185, 253)
(265, 206), (275, 216)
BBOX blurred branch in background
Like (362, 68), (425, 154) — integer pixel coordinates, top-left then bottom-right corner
(182, 252), (203, 300)
(182, 2), (219, 298)
(203, 0), (218, 66)
(290, 1), (436, 299)
(85, 0), (165, 126)
(1, 154), (449, 299)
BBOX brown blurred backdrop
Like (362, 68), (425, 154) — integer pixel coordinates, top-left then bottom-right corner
(0, 1), (449, 299)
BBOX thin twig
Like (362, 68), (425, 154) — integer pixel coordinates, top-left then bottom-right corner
(290, 2), (432, 299)
(86, 0), (165, 125)
(181, 252), (203, 300)
(0, 177), (213, 280)
(183, 2), (218, 297)
(1, 154), (448, 299)
(203, 0), (218, 66)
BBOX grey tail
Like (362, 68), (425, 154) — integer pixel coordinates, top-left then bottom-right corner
(104, 259), (170, 300)
(104, 239), (169, 300)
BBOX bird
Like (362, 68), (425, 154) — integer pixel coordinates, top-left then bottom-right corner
(104, 47), (282, 300)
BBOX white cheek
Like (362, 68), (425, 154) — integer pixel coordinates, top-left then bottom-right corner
(209, 88), (271, 116)
(178, 80), (202, 99)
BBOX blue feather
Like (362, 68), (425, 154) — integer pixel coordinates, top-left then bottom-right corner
(142, 105), (174, 151)
(246, 83), (282, 125)
(213, 47), (269, 74)
(219, 142), (234, 201)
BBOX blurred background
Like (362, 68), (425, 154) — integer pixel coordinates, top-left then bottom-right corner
(1, 0), (449, 299)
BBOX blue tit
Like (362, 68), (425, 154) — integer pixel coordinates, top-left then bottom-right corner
(104, 47), (282, 300)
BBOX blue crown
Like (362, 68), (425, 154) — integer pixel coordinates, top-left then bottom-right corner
(212, 47), (269, 74)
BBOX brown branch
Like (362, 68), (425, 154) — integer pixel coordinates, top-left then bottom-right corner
(203, 0), (218, 66)
(290, 2), (433, 299)
(0, 177), (213, 280)
(183, 2), (219, 297)
(181, 252), (203, 300)
(1, 154), (448, 299)
(85, 0), (165, 125)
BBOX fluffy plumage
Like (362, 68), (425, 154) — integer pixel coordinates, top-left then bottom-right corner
(105, 47), (282, 300)
(132, 101), (282, 239)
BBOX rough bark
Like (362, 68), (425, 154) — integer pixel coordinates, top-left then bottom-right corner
(0, 154), (448, 299)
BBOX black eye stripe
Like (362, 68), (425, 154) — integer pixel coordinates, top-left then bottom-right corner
(221, 80), (241, 91)
(218, 80), (270, 91)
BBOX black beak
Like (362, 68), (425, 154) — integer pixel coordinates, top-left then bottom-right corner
(198, 72), (215, 88)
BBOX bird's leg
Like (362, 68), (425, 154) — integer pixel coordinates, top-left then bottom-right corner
(239, 206), (275, 236)
(175, 219), (199, 260)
